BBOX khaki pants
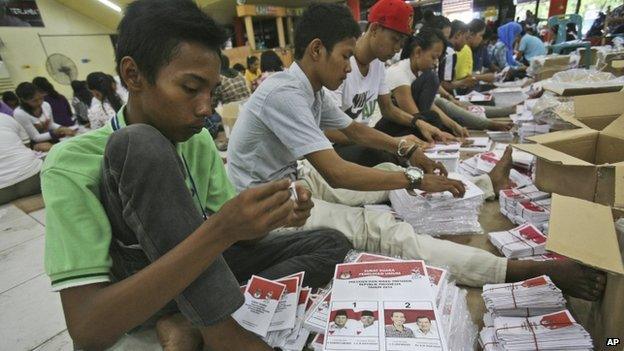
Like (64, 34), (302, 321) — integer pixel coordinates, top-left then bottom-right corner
(298, 161), (507, 287)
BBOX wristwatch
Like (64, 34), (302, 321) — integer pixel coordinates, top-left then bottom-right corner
(410, 112), (423, 128)
(404, 166), (424, 190)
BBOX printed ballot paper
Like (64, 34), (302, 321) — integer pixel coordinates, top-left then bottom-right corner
(232, 275), (286, 337)
(323, 260), (447, 351)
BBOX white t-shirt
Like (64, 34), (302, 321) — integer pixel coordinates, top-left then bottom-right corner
(326, 56), (390, 124)
(0, 114), (42, 189)
(88, 97), (116, 130)
(13, 102), (59, 143)
(385, 59), (418, 91)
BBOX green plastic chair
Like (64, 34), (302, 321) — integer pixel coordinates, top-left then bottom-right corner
(547, 14), (591, 67)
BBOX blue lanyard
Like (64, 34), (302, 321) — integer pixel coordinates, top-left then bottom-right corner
(111, 116), (208, 220)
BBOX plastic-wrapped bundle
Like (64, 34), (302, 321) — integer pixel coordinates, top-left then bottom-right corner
(542, 68), (624, 93)
(439, 282), (478, 350)
(389, 173), (484, 236)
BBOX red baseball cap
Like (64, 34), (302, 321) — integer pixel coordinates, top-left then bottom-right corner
(368, 0), (414, 35)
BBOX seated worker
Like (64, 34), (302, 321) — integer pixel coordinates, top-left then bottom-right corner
(472, 28), (499, 73)
(423, 19), (513, 131)
(41, 1), (352, 350)
(227, 3), (605, 300)
(33, 76), (75, 127)
(517, 26), (546, 65)
(86, 72), (124, 130)
(0, 113), (43, 204)
(385, 29), (512, 135)
(455, 19), (498, 83)
(493, 22), (524, 70)
(438, 20), (476, 93)
(2, 90), (19, 112)
(324, 0), (458, 168)
(14, 82), (75, 151)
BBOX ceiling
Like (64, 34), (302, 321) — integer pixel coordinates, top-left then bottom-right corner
(56, 0), (343, 30)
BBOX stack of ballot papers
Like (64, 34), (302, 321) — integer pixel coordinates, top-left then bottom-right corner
(458, 147), (534, 179)
(487, 131), (514, 143)
(321, 259), (448, 350)
(499, 185), (551, 229)
(488, 223), (548, 258)
(488, 310), (593, 350)
(518, 122), (550, 142)
(482, 276), (566, 317)
(233, 272), (313, 350)
(389, 173), (484, 235)
(305, 251), (478, 351)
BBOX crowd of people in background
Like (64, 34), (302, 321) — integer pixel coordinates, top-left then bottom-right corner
(0, 72), (128, 203)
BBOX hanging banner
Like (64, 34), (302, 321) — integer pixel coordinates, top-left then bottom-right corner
(442, 0), (473, 15)
(0, 0), (44, 27)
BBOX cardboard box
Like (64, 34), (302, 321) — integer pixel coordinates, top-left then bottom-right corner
(572, 90), (624, 130)
(547, 194), (624, 350)
(532, 55), (572, 81)
(219, 100), (242, 138)
(513, 115), (624, 208)
(543, 80), (624, 97)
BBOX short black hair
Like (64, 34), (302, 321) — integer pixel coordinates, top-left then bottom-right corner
(424, 15), (451, 31)
(335, 310), (348, 317)
(450, 20), (468, 38)
(361, 310), (374, 317)
(32, 76), (60, 98)
(2, 90), (18, 104)
(416, 316), (431, 322)
(232, 63), (245, 73)
(15, 82), (38, 114)
(260, 50), (284, 72)
(115, 0), (226, 86)
(246, 55), (259, 69)
(294, 3), (361, 60)
(401, 27), (445, 60)
(468, 19), (486, 34)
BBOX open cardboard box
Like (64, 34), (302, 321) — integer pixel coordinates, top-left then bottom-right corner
(543, 80), (624, 97)
(547, 194), (624, 349)
(571, 90), (624, 130)
(513, 115), (624, 209)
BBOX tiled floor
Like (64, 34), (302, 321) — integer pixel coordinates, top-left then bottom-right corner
(0, 204), (161, 350)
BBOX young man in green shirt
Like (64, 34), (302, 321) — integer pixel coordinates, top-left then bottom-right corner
(41, 1), (352, 349)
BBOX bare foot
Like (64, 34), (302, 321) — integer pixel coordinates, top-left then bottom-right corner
(488, 121), (513, 131)
(156, 313), (202, 351)
(488, 146), (513, 196)
(506, 259), (606, 301)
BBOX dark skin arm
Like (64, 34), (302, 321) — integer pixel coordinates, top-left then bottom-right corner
(60, 180), (309, 350)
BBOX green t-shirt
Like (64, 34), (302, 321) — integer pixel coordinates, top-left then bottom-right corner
(42, 108), (235, 291)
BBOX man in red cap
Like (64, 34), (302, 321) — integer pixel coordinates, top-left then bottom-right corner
(325, 0), (468, 167)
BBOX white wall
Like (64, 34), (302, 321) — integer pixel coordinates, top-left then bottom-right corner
(0, 0), (117, 97)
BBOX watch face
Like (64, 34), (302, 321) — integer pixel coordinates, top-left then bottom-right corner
(407, 167), (423, 179)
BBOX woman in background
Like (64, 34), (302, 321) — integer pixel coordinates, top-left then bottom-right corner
(32, 76), (74, 126)
(492, 22), (523, 69)
(14, 82), (75, 150)
(70, 80), (93, 126)
(86, 72), (124, 129)
(257, 50), (284, 87)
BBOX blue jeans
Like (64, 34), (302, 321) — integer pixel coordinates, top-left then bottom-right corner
(100, 124), (351, 327)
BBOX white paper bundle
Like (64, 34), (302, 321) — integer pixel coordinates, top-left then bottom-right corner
(493, 310), (593, 350)
(518, 122), (550, 142)
(488, 224), (548, 259)
(390, 173), (484, 236)
(499, 185), (551, 228)
(487, 131), (514, 143)
(482, 276), (566, 317)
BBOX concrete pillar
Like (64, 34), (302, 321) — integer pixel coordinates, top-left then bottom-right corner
(276, 16), (286, 48)
(244, 16), (255, 50)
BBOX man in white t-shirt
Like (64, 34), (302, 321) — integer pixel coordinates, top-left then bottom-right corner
(0, 113), (43, 204)
(324, 0), (459, 167)
(414, 316), (438, 338)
